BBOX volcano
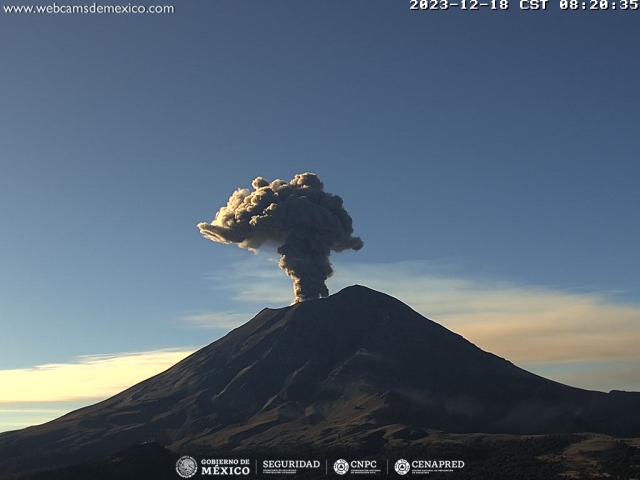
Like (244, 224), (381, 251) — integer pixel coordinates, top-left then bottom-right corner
(1, 285), (639, 477)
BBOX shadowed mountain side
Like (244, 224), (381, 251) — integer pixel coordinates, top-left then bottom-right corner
(1, 285), (639, 477)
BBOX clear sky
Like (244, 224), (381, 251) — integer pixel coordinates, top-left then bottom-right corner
(1, 1), (639, 433)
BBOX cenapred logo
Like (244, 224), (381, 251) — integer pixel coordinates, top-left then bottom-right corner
(333, 459), (349, 475)
(394, 459), (410, 475)
(176, 456), (198, 478)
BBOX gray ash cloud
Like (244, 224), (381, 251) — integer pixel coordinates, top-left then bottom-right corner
(197, 173), (363, 304)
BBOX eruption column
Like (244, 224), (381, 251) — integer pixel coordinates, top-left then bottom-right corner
(197, 173), (363, 303)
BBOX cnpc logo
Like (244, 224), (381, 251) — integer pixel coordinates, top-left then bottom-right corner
(333, 459), (378, 475)
(333, 459), (349, 475)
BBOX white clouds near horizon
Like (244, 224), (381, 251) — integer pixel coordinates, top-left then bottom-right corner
(0, 348), (196, 404)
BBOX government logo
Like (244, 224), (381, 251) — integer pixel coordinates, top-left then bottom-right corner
(176, 456), (198, 478)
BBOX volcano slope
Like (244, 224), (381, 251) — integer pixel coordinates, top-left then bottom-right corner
(1, 285), (639, 476)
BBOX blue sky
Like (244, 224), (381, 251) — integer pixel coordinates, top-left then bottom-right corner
(1, 1), (639, 432)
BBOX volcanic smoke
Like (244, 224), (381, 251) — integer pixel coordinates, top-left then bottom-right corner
(197, 173), (363, 304)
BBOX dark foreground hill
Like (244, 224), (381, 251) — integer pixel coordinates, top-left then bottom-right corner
(5, 433), (640, 480)
(1, 285), (639, 478)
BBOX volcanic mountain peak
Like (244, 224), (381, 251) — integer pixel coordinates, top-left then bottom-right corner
(1, 285), (639, 477)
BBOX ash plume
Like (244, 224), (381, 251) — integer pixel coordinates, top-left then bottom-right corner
(197, 173), (363, 304)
